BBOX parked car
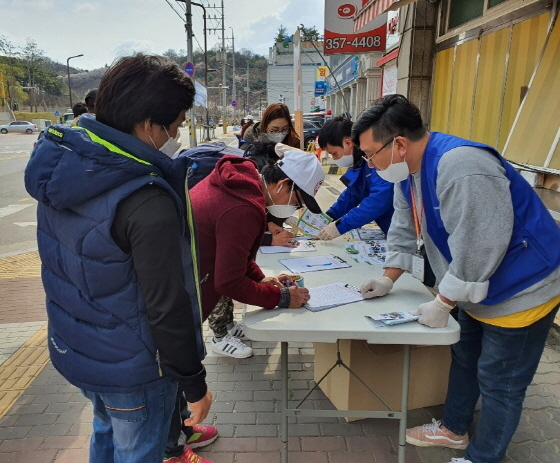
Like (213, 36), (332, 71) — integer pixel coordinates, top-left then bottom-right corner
(0, 121), (39, 134)
(302, 120), (322, 148)
(32, 128), (47, 153)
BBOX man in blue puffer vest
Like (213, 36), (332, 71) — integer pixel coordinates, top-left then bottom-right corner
(25, 54), (213, 463)
(352, 94), (560, 463)
(314, 116), (394, 240)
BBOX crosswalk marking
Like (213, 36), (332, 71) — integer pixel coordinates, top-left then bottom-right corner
(0, 204), (34, 219)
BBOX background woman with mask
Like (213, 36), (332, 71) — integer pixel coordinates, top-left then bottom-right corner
(243, 103), (301, 148)
(313, 116), (394, 240)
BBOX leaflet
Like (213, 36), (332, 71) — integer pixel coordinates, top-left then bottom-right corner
(294, 209), (333, 237)
(364, 311), (420, 328)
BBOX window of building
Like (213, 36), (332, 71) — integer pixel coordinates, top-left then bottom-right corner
(448, 0), (510, 29)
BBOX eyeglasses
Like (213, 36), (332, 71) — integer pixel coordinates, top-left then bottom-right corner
(361, 135), (402, 163)
(268, 128), (289, 134)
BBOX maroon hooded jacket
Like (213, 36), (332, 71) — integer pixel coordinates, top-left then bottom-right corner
(190, 155), (282, 318)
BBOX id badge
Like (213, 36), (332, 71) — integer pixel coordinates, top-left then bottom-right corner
(412, 254), (425, 281)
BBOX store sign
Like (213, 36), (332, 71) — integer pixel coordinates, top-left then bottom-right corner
(315, 66), (329, 96)
(324, 0), (387, 55)
(382, 62), (397, 96)
(325, 56), (359, 93)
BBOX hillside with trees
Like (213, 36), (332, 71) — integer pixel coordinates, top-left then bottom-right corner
(1, 34), (268, 121)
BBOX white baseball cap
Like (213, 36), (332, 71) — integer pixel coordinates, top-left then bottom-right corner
(276, 148), (325, 214)
(246, 114), (254, 120)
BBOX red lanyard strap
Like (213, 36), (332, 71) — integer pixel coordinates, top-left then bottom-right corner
(410, 184), (424, 252)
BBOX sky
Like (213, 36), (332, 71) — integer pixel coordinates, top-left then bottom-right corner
(2, 0), (325, 70)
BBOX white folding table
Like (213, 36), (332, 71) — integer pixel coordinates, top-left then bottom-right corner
(244, 240), (460, 463)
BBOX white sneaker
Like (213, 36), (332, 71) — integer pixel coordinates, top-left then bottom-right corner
(211, 334), (253, 358)
(449, 459), (472, 463)
(228, 321), (245, 338)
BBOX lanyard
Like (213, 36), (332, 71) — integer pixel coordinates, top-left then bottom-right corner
(410, 184), (424, 253)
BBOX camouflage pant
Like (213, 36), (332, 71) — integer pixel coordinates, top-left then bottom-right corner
(207, 295), (234, 337)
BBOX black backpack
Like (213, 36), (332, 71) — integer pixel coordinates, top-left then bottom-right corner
(178, 142), (244, 189)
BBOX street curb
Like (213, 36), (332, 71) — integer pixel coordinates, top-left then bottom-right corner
(0, 323), (48, 418)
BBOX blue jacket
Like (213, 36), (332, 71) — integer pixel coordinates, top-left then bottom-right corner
(401, 132), (560, 305)
(327, 158), (394, 235)
(24, 116), (204, 393)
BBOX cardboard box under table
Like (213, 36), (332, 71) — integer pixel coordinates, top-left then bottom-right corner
(314, 341), (451, 418)
(246, 240), (460, 463)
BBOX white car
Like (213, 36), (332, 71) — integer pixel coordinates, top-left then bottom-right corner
(0, 121), (39, 134)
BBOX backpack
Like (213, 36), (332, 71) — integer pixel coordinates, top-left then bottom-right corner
(178, 142), (244, 189)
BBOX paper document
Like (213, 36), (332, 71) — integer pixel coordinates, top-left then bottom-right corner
(305, 282), (364, 312)
(278, 254), (351, 273)
(259, 240), (316, 254)
(364, 311), (420, 328)
(294, 209), (333, 236)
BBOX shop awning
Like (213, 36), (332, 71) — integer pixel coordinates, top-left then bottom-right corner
(354, 0), (418, 32)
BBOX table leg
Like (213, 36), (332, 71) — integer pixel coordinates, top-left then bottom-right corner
(281, 341), (288, 463)
(398, 345), (411, 463)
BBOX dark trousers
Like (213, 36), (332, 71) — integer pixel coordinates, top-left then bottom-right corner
(164, 388), (194, 458)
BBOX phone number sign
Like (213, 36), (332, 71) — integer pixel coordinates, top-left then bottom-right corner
(324, 0), (387, 55)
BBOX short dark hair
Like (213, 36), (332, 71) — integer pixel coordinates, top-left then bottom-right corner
(243, 142), (280, 171)
(84, 89), (97, 113)
(72, 102), (88, 118)
(95, 54), (195, 134)
(351, 94), (426, 145)
(317, 116), (352, 149)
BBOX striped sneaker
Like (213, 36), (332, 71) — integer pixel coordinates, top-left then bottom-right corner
(211, 334), (252, 358)
(228, 321), (245, 338)
(406, 419), (469, 449)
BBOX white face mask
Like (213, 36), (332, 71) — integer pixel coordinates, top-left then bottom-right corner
(376, 139), (409, 183)
(265, 182), (299, 218)
(264, 132), (287, 144)
(159, 127), (182, 157)
(334, 154), (354, 168)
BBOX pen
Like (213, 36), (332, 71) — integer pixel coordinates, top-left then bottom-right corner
(306, 263), (332, 267)
(344, 283), (360, 292)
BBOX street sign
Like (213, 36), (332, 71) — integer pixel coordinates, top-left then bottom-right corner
(184, 62), (195, 78)
(54, 110), (60, 117)
(231, 100), (237, 107)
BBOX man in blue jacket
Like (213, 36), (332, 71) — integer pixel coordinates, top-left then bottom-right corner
(315, 116), (394, 240)
(25, 54), (214, 463)
(353, 94), (560, 463)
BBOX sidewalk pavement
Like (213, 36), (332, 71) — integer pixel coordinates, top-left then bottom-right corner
(1, 134), (560, 462)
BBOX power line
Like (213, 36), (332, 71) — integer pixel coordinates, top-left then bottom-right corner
(162, 0), (185, 22)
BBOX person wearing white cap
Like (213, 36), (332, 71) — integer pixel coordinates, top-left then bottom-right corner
(188, 147), (325, 360)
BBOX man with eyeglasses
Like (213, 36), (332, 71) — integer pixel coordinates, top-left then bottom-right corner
(351, 94), (560, 463)
(313, 116), (394, 241)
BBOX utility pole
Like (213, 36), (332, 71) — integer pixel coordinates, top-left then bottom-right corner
(178, 0), (197, 147)
(229, 27), (236, 122)
(192, 2), (210, 141)
(220, 0), (226, 134)
(245, 61), (250, 115)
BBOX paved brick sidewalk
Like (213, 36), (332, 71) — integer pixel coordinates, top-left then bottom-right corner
(1, 181), (560, 462)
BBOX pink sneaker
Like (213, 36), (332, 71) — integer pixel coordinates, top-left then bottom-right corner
(186, 425), (218, 449)
(406, 419), (469, 449)
(163, 446), (213, 463)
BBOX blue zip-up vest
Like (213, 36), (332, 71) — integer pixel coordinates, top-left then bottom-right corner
(401, 132), (560, 305)
(25, 120), (204, 393)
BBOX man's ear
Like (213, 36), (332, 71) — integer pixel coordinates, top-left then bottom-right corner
(343, 136), (353, 149)
(394, 136), (408, 160)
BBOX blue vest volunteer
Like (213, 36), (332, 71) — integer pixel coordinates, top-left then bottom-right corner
(401, 132), (560, 305)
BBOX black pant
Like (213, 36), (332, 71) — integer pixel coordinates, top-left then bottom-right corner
(164, 388), (194, 458)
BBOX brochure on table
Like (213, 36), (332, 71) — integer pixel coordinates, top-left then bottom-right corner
(344, 240), (387, 265)
(294, 209), (332, 237)
(364, 311), (420, 328)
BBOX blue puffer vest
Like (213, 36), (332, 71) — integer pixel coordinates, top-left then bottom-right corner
(24, 116), (204, 393)
(401, 132), (560, 305)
